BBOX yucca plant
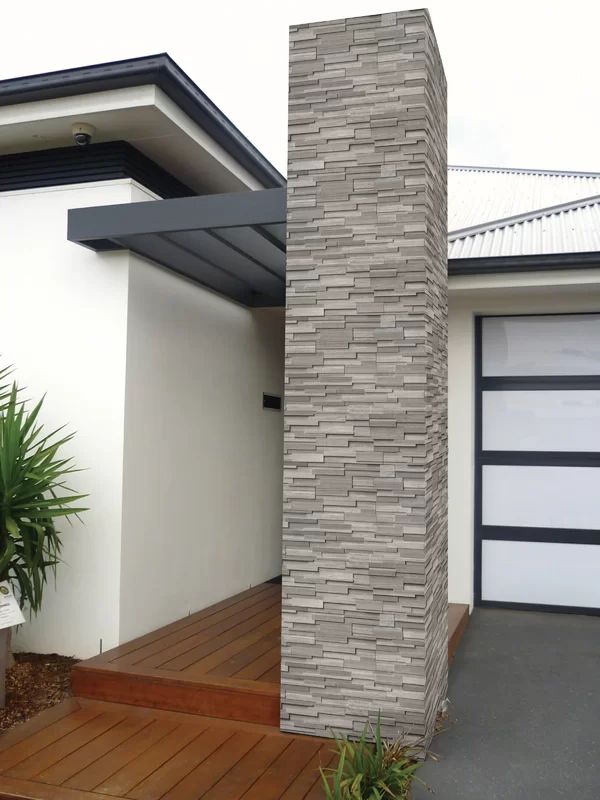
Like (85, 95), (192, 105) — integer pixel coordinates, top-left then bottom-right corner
(0, 380), (87, 706)
(320, 715), (421, 800)
(0, 363), (13, 411)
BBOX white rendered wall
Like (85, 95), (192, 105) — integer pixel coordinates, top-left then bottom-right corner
(119, 256), (284, 642)
(0, 180), (138, 658)
(447, 277), (600, 607)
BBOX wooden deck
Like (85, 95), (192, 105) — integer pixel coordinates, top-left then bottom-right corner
(0, 699), (334, 800)
(73, 582), (469, 727)
(73, 583), (468, 727)
(0, 584), (469, 800)
(72, 583), (282, 727)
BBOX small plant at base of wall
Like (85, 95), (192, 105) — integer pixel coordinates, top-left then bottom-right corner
(0, 366), (87, 707)
(320, 714), (423, 800)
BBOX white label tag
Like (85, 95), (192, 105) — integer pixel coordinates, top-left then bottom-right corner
(0, 582), (25, 630)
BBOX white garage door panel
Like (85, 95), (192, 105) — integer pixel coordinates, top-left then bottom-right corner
(478, 314), (600, 612)
(482, 465), (600, 530)
(482, 391), (600, 452)
(482, 540), (600, 607)
(482, 314), (600, 376)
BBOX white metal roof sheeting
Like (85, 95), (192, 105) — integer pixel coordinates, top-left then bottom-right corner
(448, 195), (600, 259)
(448, 165), (600, 232)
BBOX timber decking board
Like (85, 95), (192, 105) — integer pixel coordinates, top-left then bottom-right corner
(295, 750), (339, 800)
(448, 603), (470, 662)
(0, 588), (470, 800)
(201, 735), (290, 800)
(0, 706), (102, 772)
(90, 585), (275, 665)
(35, 716), (152, 786)
(206, 632), (279, 679)
(138, 596), (281, 669)
(72, 664), (280, 726)
(72, 583), (283, 725)
(77, 582), (281, 678)
(73, 586), (470, 726)
(6, 712), (128, 780)
(125, 725), (235, 800)
(155, 730), (259, 800)
(63, 718), (179, 791)
(240, 737), (323, 800)
(0, 700), (331, 800)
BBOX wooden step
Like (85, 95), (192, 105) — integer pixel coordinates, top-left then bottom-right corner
(448, 603), (470, 662)
(72, 583), (282, 727)
(71, 664), (280, 727)
(73, 584), (471, 727)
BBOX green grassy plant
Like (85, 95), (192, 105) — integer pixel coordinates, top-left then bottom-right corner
(320, 715), (421, 800)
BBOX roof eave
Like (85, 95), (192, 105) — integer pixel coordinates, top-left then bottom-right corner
(449, 251), (600, 276)
(0, 54), (285, 190)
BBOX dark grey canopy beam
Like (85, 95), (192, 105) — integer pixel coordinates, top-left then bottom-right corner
(68, 188), (287, 307)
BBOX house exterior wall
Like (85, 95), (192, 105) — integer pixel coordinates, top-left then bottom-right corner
(119, 256), (285, 643)
(282, 10), (448, 741)
(0, 174), (284, 657)
(0, 180), (135, 658)
(447, 276), (600, 607)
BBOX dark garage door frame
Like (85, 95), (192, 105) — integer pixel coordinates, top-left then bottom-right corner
(474, 312), (600, 615)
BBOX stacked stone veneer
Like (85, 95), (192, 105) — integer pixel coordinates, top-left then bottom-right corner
(281, 10), (448, 742)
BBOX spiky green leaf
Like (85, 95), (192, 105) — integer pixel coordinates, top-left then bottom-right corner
(0, 375), (87, 614)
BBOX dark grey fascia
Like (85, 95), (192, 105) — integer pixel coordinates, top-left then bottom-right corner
(68, 188), (286, 243)
(449, 251), (600, 276)
(0, 54), (285, 190)
(68, 188), (287, 308)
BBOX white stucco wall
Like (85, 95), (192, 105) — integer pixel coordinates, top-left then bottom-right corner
(448, 273), (600, 607)
(0, 180), (138, 658)
(118, 257), (284, 642)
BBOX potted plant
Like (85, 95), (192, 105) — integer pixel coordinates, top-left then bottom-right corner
(0, 366), (86, 707)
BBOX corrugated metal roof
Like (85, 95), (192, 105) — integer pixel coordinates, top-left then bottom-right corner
(448, 194), (600, 259)
(449, 165), (600, 231)
(448, 165), (600, 258)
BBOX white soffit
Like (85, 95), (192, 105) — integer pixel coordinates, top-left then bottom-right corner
(0, 86), (260, 194)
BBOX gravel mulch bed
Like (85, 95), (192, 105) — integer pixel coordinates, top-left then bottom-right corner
(0, 653), (78, 732)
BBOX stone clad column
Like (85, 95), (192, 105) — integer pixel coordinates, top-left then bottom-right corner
(281, 10), (448, 741)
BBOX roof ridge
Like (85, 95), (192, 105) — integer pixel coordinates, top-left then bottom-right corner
(448, 193), (600, 240)
(449, 164), (600, 179)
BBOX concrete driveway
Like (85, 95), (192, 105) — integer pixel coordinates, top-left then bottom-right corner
(413, 608), (600, 799)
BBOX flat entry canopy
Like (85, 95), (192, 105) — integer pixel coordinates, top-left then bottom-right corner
(68, 188), (286, 307)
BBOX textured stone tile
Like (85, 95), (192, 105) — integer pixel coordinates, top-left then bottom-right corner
(282, 9), (447, 743)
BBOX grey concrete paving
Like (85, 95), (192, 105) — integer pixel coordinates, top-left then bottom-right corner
(413, 608), (600, 799)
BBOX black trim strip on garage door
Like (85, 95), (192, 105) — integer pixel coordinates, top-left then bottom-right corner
(482, 375), (600, 390)
(474, 313), (600, 615)
(481, 451), (600, 467)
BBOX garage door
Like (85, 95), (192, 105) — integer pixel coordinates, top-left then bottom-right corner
(475, 313), (600, 613)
